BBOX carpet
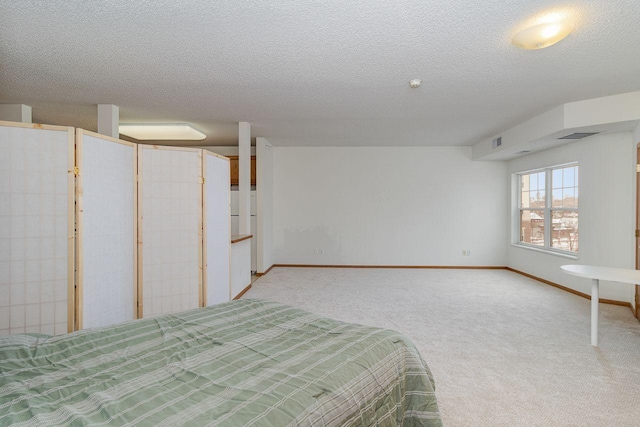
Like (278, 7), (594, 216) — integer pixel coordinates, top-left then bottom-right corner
(244, 267), (640, 426)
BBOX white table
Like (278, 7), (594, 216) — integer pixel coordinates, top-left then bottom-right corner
(561, 264), (640, 346)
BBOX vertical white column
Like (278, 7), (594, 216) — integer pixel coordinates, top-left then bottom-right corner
(256, 137), (274, 273)
(97, 104), (119, 138)
(238, 122), (251, 235)
(0, 104), (32, 123)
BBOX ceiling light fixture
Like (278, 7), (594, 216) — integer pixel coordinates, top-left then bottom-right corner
(409, 79), (421, 88)
(119, 123), (206, 140)
(512, 21), (572, 50)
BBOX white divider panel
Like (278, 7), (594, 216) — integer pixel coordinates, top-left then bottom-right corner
(139, 146), (202, 317)
(203, 151), (231, 305)
(0, 121), (74, 335)
(76, 130), (136, 329)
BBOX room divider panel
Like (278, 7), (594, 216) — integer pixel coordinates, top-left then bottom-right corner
(1, 123), (232, 334)
(138, 145), (203, 317)
(75, 130), (137, 329)
(203, 151), (231, 305)
(0, 121), (75, 335)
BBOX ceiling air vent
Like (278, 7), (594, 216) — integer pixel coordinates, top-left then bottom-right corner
(558, 132), (600, 140)
(516, 150), (531, 155)
(492, 136), (502, 149)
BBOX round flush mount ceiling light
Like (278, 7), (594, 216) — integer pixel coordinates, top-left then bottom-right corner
(409, 79), (422, 88)
(512, 21), (573, 50)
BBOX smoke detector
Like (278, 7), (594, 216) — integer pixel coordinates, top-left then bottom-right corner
(409, 79), (421, 88)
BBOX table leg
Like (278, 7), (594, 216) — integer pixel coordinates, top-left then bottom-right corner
(591, 278), (599, 346)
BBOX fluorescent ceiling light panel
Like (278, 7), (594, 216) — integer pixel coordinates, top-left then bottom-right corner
(119, 123), (206, 140)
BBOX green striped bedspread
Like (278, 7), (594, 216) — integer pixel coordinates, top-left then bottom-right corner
(0, 299), (442, 426)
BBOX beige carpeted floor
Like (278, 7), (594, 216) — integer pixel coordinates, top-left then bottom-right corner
(244, 267), (640, 426)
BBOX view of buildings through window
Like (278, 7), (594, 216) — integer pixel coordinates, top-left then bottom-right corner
(519, 164), (578, 253)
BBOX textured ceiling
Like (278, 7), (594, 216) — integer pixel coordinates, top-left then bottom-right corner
(1, 0), (640, 147)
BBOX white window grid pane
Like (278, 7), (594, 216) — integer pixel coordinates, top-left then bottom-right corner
(517, 164), (578, 254)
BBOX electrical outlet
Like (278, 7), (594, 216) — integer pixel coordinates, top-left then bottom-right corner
(462, 250), (471, 256)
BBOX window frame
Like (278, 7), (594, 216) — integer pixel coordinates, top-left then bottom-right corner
(515, 162), (579, 257)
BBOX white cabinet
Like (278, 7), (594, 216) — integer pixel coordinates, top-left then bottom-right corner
(230, 190), (257, 273)
(230, 238), (251, 299)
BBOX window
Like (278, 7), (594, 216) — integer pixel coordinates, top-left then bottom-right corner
(518, 164), (578, 254)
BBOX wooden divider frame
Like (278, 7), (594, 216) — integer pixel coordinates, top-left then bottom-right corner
(0, 120), (76, 333)
(136, 145), (143, 318)
(67, 127), (75, 333)
(137, 145), (204, 317)
(74, 129), (138, 330)
(201, 150), (232, 306)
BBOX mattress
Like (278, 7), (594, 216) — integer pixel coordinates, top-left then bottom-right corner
(0, 299), (442, 426)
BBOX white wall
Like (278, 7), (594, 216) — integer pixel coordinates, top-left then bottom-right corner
(273, 146), (507, 266)
(508, 132), (636, 303)
(256, 138), (274, 273)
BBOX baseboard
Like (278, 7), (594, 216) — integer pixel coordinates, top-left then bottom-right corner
(232, 284), (252, 300)
(506, 267), (633, 309)
(255, 265), (274, 277)
(273, 264), (507, 269)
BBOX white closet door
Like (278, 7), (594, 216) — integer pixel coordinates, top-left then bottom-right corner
(0, 121), (74, 335)
(139, 146), (202, 317)
(76, 130), (136, 329)
(203, 151), (231, 305)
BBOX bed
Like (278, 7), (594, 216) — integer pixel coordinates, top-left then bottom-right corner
(0, 299), (442, 426)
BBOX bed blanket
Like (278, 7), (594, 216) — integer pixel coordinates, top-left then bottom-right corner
(0, 299), (442, 426)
